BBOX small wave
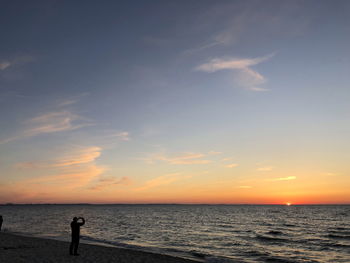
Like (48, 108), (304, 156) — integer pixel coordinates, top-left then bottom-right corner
(205, 256), (240, 263)
(255, 234), (288, 243)
(268, 210), (281, 214)
(221, 242), (241, 247)
(327, 234), (350, 240)
(81, 235), (208, 262)
(80, 235), (143, 250)
(333, 227), (350, 231)
(216, 224), (233, 228)
(243, 249), (270, 257)
(336, 212), (348, 216)
(328, 242), (350, 248)
(261, 222), (274, 227)
(190, 251), (207, 258)
(328, 230), (350, 235)
(259, 256), (306, 263)
(266, 230), (284, 235)
(242, 250), (312, 263)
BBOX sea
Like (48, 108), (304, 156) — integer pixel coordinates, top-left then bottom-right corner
(0, 204), (349, 263)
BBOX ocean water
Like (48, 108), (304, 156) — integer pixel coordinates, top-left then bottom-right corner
(0, 204), (349, 263)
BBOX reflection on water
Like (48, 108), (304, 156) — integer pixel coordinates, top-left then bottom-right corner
(0, 204), (349, 263)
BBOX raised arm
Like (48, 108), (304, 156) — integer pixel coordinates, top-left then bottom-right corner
(78, 217), (85, 226)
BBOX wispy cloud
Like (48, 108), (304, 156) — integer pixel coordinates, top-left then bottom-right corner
(256, 166), (274, 172)
(238, 185), (252, 189)
(0, 111), (92, 144)
(144, 152), (212, 165)
(195, 55), (271, 72)
(135, 173), (189, 191)
(269, 176), (296, 181)
(10, 146), (112, 201)
(14, 146), (110, 192)
(16, 146), (102, 170)
(24, 165), (106, 189)
(26, 111), (91, 136)
(53, 147), (102, 167)
(57, 99), (78, 107)
(16, 162), (45, 170)
(56, 93), (89, 107)
(183, 15), (244, 55)
(0, 61), (11, 70)
(226, 163), (239, 168)
(89, 176), (131, 191)
(0, 56), (34, 71)
(195, 54), (274, 91)
(160, 153), (211, 165)
(235, 68), (267, 91)
(114, 131), (130, 141)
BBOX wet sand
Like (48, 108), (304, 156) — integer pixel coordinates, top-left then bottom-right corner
(0, 232), (200, 263)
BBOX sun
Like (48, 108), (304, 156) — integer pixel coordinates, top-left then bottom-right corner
(286, 202), (292, 206)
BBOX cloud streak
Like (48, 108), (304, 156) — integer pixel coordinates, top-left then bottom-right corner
(16, 146), (132, 193)
(26, 111), (91, 136)
(226, 163), (239, 168)
(270, 176), (296, 181)
(257, 166), (274, 172)
(135, 173), (188, 191)
(195, 54), (274, 90)
(53, 147), (102, 167)
(11, 146), (115, 196)
(16, 146), (103, 170)
(182, 14), (244, 55)
(114, 131), (130, 141)
(0, 61), (11, 70)
(89, 176), (131, 191)
(0, 111), (93, 144)
(145, 152), (212, 165)
(0, 56), (34, 71)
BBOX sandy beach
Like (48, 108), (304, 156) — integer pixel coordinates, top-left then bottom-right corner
(0, 232), (200, 263)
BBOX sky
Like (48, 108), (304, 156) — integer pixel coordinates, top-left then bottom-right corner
(0, 0), (349, 204)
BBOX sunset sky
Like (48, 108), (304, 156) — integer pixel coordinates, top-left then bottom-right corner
(1, 0), (349, 204)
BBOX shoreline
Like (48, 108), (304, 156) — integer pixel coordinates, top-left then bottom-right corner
(0, 232), (201, 263)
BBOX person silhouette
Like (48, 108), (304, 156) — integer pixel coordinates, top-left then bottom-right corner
(0, 215), (3, 231)
(69, 217), (85, 256)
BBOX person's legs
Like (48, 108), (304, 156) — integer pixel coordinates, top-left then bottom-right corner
(70, 236), (79, 255)
(69, 240), (74, 255)
(73, 238), (80, 255)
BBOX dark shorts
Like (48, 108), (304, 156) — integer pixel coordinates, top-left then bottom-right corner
(71, 236), (79, 243)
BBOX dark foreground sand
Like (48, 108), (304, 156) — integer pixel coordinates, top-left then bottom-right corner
(0, 232), (200, 263)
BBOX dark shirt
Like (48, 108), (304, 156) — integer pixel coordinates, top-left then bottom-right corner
(71, 219), (85, 237)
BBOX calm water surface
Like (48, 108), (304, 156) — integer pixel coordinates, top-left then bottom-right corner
(0, 205), (349, 263)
